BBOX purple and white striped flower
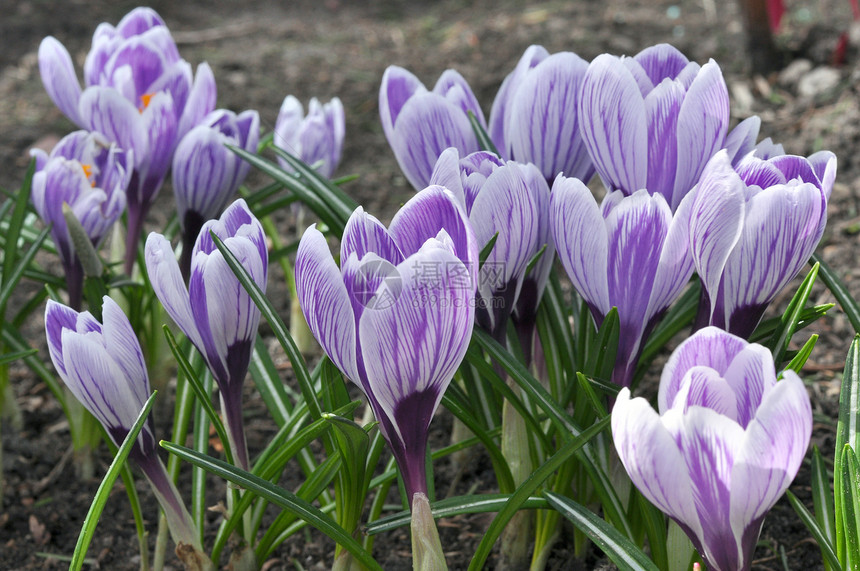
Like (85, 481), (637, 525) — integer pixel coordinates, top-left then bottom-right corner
(612, 327), (812, 571)
(172, 108), (260, 279)
(45, 296), (202, 552)
(31, 131), (131, 309)
(723, 115), (785, 166)
(550, 175), (695, 386)
(578, 44), (730, 210)
(39, 7), (217, 272)
(379, 65), (485, 190)
(274, 95), (345, 179)
(145, 199), (267, 470)
(430, 148), (552, 362)
(690, 149), (835, 338)
(488, 45), (594, 184)
(295, 185), (477, 502)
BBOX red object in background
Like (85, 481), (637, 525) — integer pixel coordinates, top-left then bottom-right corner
(767, 0), (784, 30)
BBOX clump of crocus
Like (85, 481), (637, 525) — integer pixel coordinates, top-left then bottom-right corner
(39, 7), (217, 272)
(146, 199), (268, 470)
(295, 185), (477, 568)
(430, 147), (553, 363)
(172, 108), (260, 279)
(689, 149), (835, 338)
(31, 130), (131, 309)
(612, 326), (812, 571)
(551, 175), (695, 386)
(45, 296), (211, 570)
(274, 95), (345, 178)
(578, 43), (730, 210)
(379, 66), (485, 189)
(489, 45), (594, 185)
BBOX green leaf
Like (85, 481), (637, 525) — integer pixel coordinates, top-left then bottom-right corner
(478, 233), (499, 267)
(786, 489), (840, 571)
(584, 307), (619, 382)
(0, 226), (50, 312)
(841, 445), (860, 568)
(767, 263), (819, 365)
(365, 494), (549, 535)
(161, 440), (382, 571)
(71, 391), (157, 571)
(544, 491), (660, 571)
(575, 372), (609, 418)
(211, 231), (322, 419)
(249, 335), (296, 426)
(810, 445), (838, 571)
(750, 304), (833, 344)
(467, 417), (611, 570)
(2, 159), (35, 285)
(784, 335), (818, 374)
(836, 335), (860, 562)
(813, 253), (860, 333)
(0, 348), (36, 366)
(468, 110), (499, 155)
(637, 279), (699, 372)
(162, 326), (233, 465)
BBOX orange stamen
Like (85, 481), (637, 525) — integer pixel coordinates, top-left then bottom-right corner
(139, 92), (155, 113)
(81, 164), (96, 187)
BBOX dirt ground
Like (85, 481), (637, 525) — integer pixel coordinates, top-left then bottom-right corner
(1, 0), (860, 569)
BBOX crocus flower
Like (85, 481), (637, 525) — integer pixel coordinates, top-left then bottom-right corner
(551, 175), (695, 386)
(488, 45), (594, 184)
(45, 296), (204, 556)
(274, 95), (345, 178)
(689, 149), (835, 338)
(430, 148), (552, 363)
(31, 130), (131, 309)
(578, 44), (730, 210)
(379, 65), (485, 190)
(39, 7), (217, 272)
(612, 326), (812, 571)
(295, 185), (477, 502)
(173, 108), (260, 279)
(145, 199), (268, 470)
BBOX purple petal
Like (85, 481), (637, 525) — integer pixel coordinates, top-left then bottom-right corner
(103, 36), (168, 101)
(550, 175), (610, 315)
(734, 155), (786, 189)
(488, 45), (549, 156)
(689, 152), (746, 321)
(388, 185), (478, 278)
(673, 407), (745, 571)
(100, 297), (150, 406)
(379, 66), (426, 145)
(137, 90), (178, 201)
(611, 390), (702, 538)
(634, 44), (691, 85)
(673, 59), (730, 209)
(84, 23), (120, 87)
(721, 343), (776, 428)
(172, 124), (234, 223)
(78, 86), (149, 168)
(579, 54), (648, 194)
(720, 180), (826, 333)
(723, 116), (761, 166)
(730, 372), (811, 569)
(433, 69), (486, 127)
(340, 207), (404, 266)
(117, 7), (167, 38)
(295, 225), (359, 382)
(390, 94), (479, 189)
(45, 300), (82, 378)
(658, 326), (748, 414)
(669, 366), (738, 420)
(428, 147), (467, 208)
(643, 79), (684, 201)
(646, 185), (695, 320)
(508, 52), (593, 182)
(39, 37), (84, 127)
(358, 244), (475, 445)
(144, 232), (201, 347)
(177, 62), (217, 140)
(807, 151), (837, 200)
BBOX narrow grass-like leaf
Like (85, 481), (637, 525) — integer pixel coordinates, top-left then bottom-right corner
(585, 307), (619, 381)
(767, 263), (819, 365)
(0, 226), (50, 311)
(636, 492), (668, 571)
(163, 326), (232, 465)
(814, 253), (860, 333)
(576, 372), (608, 418)
(211, 232), (322, 419)
(467, 417), (611, 570)
(365, 494), (549, 534)
(469, 110), (499, 155)
(784, 335), (818, 374)
(836, 335), (860, 562)
(810, 445), (837, 571)
(70, 392), (157, 571)
(249, 335), (295, 426)
(750, 304), (833, 344)
(479, 233), (499, 267)
(842, 445), (860, 567)
(161, 440), (381, 571)
(545, 492), (659, 571)
(2, 159), (35, 284)
(268, 145), (357, 226)
(0, 348), (36, 366)
(637, 280), (699, 374)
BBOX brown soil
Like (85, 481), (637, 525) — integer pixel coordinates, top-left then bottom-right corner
(2, 0), (859, 569)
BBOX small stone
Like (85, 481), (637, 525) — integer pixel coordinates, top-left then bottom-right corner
(797, 66), (841, 98)
(779, 59), (812, 87)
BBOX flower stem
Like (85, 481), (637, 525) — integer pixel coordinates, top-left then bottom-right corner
(411, 493), (447, 571)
